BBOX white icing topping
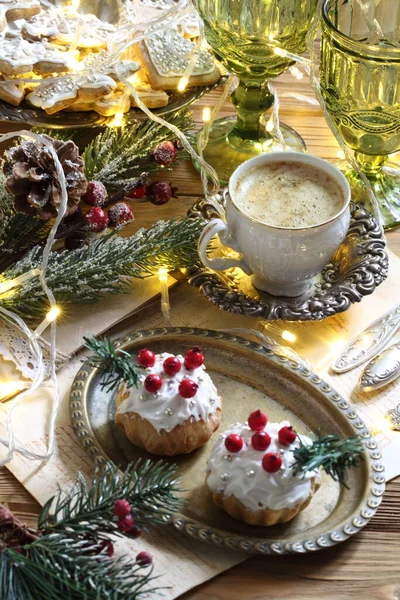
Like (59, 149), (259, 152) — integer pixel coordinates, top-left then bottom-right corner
(207, 421), (319, 512)
(144, 31), (214, 77)
(26, 72), (117, 108)
(116, 352), (221, 432)
(0, 36), (68, 68)
(0, 76), (23, 99)
(22, 12), (116, 47)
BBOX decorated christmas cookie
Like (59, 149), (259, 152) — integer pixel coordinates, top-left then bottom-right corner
(134, 30), (220, 90)
(115, 346), (222, 456)
(207, 411), (321, 526)
(0, 36), (70, 75)
(0, 0), (40, 32)
(26, 59), (140, 115)
(21, 12), (117, 48)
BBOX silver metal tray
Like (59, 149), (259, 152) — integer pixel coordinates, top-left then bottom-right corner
(0, 82), (219, 129)
(187, 195), (388, 321)
(70, 328), (385, 554)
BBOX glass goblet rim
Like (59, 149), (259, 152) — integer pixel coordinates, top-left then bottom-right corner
(322, 0), (400, 62)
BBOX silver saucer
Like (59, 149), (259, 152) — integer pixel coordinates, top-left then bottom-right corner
(187, 195), (388, 321)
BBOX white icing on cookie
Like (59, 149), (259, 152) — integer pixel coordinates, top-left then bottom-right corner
(0, 75), (24, 100)
(22, 12), (116, 48)
(144, 31), (215, 77)
(207, 421), (319, 512)
(0, 36), (69, 69)
(116, 352), (221, 433)
(26, 72), (117, 109)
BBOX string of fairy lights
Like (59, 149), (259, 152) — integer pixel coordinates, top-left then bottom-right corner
(0, 0), (388, 465)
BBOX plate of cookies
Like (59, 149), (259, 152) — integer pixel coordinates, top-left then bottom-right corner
(0, 0), (222, 127)
(70, 328), (385, 554)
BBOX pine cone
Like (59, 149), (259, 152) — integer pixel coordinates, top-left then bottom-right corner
(3, 135), (88, 220)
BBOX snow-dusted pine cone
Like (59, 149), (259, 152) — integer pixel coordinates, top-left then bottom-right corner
(3, 135), (88, 220)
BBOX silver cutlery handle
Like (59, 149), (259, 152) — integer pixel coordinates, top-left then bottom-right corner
(332, 304), (400, 373)
(359, 343), (400, 392)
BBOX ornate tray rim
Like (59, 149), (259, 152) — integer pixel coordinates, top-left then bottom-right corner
(187, 196), (389, 321)
(70, 327), (385, 555)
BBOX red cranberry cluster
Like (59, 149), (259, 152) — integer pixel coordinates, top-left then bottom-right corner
(224, 409), (297, 473)
(136, 347), (205, 399)
(114, 499), (141, 538)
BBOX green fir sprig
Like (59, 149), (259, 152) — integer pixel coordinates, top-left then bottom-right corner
(0, 183), (49, 272)
(1, 460), (181, 600)
(84, 335), (141, 393)
(39, 460), (181, 533)
(0, 217), (204, 319)
(2, 538), (159, 600)
(292, 434), (364, 488)
(82, 110), (193, 188)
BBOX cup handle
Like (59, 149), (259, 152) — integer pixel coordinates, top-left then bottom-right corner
(198, 218), (252, 274)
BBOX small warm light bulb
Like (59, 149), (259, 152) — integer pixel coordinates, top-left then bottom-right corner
(177, 77), (188, 92)
(0, 381), (25, 402)
(46, 306), (61, 322)
(371, 414), (393, 436)
(127, 72), (140, 85)
(158, 267), (168, 282)
(289, 66), (303, 80)
(274, 47), (288, 57)
(282, 330), (296, 343)
(108, 111), (126, 128)
(71, 0), (80, 11)
(337, 150), (345, 160)
(266, 120), (274, 133)
(202, 107), (211, 122)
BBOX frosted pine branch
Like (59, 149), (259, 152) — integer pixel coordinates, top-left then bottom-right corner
(0, 217), (204, 319)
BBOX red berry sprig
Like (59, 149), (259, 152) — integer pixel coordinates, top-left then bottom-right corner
(127, 184), (147, 199)
(82, 181), (107, 207)
(108, 202), (134, 226)
(262, 452), (282, 473)
(153, 141), (178, 166)
(114, 499), (131, 518)
(148, 181), (178, 205)
(278, 425), (297, 446)
(137, 348), (155, 368)
(84, 207), (109, 232)
(184, 346), (204, 370)
(251, 431), (271, 451)
(113, 499), (141, 537)
(117, 512), (135, 532)
(224, 433), (243, 453)
(136, 551), (153, 566)
(248, 409), (268, 432)
(163, 356), (182, 376)
(178, 379), (198, 398)
(144, 374), (163, 393)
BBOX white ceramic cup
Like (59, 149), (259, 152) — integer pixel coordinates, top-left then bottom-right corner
(198, 152), (351, 297)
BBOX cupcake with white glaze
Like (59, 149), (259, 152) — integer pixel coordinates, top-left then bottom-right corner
(115, 346), (221, 456)
(206, 409), (321, 526)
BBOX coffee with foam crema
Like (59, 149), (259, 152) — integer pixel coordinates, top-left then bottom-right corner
(233, 161), (345, 228)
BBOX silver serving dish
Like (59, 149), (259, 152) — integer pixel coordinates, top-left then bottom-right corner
(70, 328), (385, 555)
(187, 195), (388, 321)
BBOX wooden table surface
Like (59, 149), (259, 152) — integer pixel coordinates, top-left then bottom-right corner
(1, 72), (400, 600)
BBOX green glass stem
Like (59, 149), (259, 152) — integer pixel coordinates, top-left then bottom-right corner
(354, 152), (388, 177)
(229, 81), (274, 145)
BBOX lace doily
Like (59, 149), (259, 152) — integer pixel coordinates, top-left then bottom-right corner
(0, 319), (67, 380)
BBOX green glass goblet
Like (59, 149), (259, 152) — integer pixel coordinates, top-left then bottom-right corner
(320, 0), (400, 230)
(193, 0), (319, 184)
